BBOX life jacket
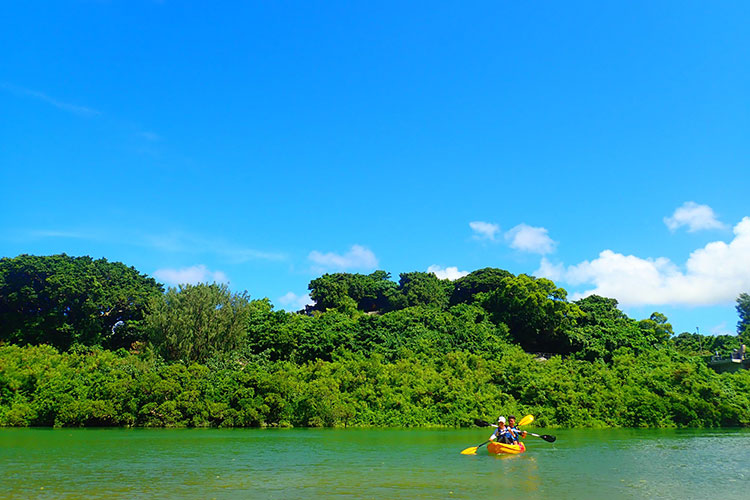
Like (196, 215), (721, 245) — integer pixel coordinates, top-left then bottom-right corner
(493, 426), (514, 444)
(507, 426), (521, 443)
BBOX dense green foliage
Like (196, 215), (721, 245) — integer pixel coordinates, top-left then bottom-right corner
(243, 302), (508, 363)
(146, 283), (252, 363)
(672, 332), (742, 357)
(1, 254), (748, 428)
(478, 274), (582, 353)
(450, 268), (513, 306)
(396, 272), (452, 309)
(570, 296), (673, 361)
(0, 254), (163, 350)
(737, 293), (750, 342)
(2, 344), (749, 428)
(308, 271), (400, 313)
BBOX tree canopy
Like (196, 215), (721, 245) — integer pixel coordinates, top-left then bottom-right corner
(308, 271), (399, 313)
(0, 254), (163, 350)
(737, 293), (750, 343)
(397, 272), (451, 309)
(450, 267), (513, 305)
(146, 283), (251, 363)
(569, 296), (671, 360)
(478, 274), (583, 353)
(3, 254), (750, 430)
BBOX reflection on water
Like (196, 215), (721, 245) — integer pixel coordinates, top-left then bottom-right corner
(1, 428), (749, 499)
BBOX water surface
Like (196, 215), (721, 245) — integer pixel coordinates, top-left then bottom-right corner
(2, 427), (748, 499)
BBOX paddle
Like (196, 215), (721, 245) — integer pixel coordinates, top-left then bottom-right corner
(522, 431), (557, 443)
(460, 415), (536, 455)
(460, 439), (491, 455)
(473, 417), (556, 443)
(517, 414), (535, 427)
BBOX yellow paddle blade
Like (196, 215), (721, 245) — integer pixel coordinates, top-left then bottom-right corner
(518, 414), (534, 426)
(460, 446), (478, 455)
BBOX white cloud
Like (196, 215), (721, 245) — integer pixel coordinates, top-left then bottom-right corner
(29, 229), (94, 240)
(1, 82), (100, 117)
(536, 217), (750, 307)
(153, 265), (229, 286)
(664, 201), (724, 232)
(427, 265), (469, 281)
(709, 322), (729, 335)
(308, 244), (378, 271)
(144, 231), (285, 262)
(469, 221), (500, 240)
(21, 228), (285, 263)
(278, 292), (313, 311)
(505, 224), (557, 255)
(535, 257), (566, 282)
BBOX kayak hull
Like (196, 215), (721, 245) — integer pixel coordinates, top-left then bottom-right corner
(487, 441), (526, 455)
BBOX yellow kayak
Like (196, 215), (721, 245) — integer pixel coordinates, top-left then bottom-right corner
(487, 441), (526, 455)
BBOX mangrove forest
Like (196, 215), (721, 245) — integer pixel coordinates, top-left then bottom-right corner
(1, 254), (750, 428)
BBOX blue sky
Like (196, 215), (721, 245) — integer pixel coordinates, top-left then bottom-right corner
(1, 1), (748, 335)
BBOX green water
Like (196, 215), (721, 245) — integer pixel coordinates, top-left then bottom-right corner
(1, 428), (748, 499)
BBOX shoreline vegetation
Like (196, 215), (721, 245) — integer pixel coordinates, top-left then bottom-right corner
(2, 254), (750, 428)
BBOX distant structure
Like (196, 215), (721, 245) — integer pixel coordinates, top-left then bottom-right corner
(708, 344), (749, 373)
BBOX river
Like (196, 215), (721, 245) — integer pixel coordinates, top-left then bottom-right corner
(1, 427), (748, 499)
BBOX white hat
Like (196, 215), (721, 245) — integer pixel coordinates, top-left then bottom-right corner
(497, 416), (506, 424)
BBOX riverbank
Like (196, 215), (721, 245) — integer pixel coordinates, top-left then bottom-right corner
(2, 344), (749, 428)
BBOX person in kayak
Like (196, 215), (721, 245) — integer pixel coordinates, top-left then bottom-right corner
(507, 415), (527, 443)
(488, 416), (515, 444)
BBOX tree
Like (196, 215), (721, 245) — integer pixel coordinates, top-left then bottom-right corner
(354, 270), (401, 311)
(398, 272), (451, 309)
(568, 296), (672, 360)
(450, 267), (513, 305)
(479, 274), (582, 353)
(0, 254), (163, 349)
(737, 293), (750, 343)
(570, 295), (641, 360)
(245, 298), (301, 360)
(673, 332), (740, 356)
(672, 332), (706, 355)
(308, 271), (399, 312)
(308, 274), (350, 311)
(146, 283), (251, 362)
(637, 312), (674, 345)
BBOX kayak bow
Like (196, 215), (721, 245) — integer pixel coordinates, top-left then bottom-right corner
(487, 441), (526, 455)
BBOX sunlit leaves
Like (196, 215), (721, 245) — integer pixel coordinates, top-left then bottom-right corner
(146, 283), (251, 363)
